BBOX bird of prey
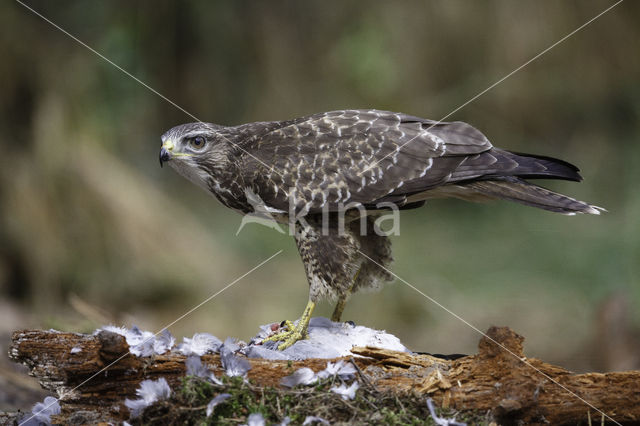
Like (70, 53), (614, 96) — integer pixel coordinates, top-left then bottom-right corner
(159, 109), (602, 349)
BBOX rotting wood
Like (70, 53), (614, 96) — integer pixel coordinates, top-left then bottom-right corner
(8, 326), (640, 424)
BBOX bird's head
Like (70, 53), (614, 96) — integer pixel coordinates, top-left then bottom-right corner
(159, 122), (231, 191)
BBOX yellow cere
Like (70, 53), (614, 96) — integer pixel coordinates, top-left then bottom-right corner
(162, 139), (174, 150)
(163, 139), (194, 158)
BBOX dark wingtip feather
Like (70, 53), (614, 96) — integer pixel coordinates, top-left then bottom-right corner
(508, 151), (583, 182)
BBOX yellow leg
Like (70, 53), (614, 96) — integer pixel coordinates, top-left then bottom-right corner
(331, 295), (348, 322)
(263, 300), (316, 350)
(331, 266), (361, 322)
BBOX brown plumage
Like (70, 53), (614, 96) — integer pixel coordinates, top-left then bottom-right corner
(160, 109), (602, 349)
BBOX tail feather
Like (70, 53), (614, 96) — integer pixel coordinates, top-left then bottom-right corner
(463, 176), (604, 215)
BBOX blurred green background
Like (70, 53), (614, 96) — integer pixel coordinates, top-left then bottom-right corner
(1, 1), (639, 405)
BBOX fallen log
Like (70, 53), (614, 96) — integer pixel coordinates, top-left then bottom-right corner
(7, 326), (640, 424)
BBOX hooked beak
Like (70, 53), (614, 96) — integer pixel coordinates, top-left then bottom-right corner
(159, 147), (171, 167)
(159, 140), (174, 167)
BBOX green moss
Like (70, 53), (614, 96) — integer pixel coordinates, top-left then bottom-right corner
(130, 375), (492, 425)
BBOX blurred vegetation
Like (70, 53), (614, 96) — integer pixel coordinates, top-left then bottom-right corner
(1, 0), (638, 382)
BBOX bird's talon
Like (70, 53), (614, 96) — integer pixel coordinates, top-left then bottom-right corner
(262, 320), (307, 349)
(261, 300), (316, 350)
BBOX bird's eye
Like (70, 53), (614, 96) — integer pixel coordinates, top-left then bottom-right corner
(189, 136), (206, 149)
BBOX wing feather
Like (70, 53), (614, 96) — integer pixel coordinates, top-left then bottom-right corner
(236, 109), (493, 212)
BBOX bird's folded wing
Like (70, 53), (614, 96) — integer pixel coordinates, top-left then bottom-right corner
(236, 109), (493, 213)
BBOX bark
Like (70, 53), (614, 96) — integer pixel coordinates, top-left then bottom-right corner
(8, 326), (640, 424)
